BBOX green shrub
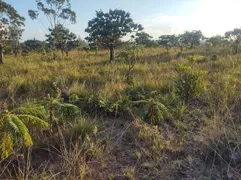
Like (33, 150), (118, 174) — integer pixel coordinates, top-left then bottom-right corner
(187, 56), (197, 64)
(145, 101), (172, 125)
(174, 63), (206, 104)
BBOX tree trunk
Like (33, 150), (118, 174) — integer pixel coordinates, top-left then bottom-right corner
(0, 44), (3, 64)
(14, 50), (18, 57)
(65, 50), (69, 57)
(180, 46), (183, 52)
(190, 43), (194, 49)
(109, 47), (115, 63)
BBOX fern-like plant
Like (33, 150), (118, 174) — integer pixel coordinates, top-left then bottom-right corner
(46, 88), (80, 125)
(0, 107), (48, 160)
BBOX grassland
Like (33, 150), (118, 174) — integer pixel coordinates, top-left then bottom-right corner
(1, 46), (241, 179)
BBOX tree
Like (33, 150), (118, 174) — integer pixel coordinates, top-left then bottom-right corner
(158, 35), (176, 51)
(174, 35), (185, 52)
(23, 39), (44, 52)
(46, 24), (78, 56)
(7, 24), (24, 57)
(180, 30), (204, 49)
(135, 32), (153, 46)
(85, 9), (143, 62)
(225, 28), (241, 40)
(28, 0), (76, 29)
(207, 35), (223, 47)
(0, 0), (25, 63)
(225, 28), (241, 54)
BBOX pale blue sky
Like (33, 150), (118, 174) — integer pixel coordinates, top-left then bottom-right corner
(4, 0), (241, 41)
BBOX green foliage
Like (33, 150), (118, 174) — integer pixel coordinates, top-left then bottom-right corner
(0, 0), (25, 42)
(180, 30), (204, 49)
(123, 42), (144, 84)
(158, 35), (176, 51)
(23, 39), (47, 52)
(174, 63), (206, 103)
(225, 28), (241, 54)
(46, 24), (78, 54)
(54, 101), (80, 120)
(72, 93), (130, 117)
(4, 24), (23, 56)
(46, 89), (80, 123)
(83, 46), (91, 53)
(12, 106), (47, 119)
(71, 117), (97, 140)
(0, 0), (25, 63)
(135, 32), (154, 47)
(0, 107), (48, 160)
(187, 56), (197, 64)
(207, 35), (224, 47)
(133, 120), (165, 159)
(146, 103), (165, 125)
(225, 28), (241, 40)
(85, 9), (143, 61)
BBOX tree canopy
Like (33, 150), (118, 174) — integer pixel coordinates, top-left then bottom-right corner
(46, 24), (78, 55)
(0, 0), (25, 41)
(225, 28), (241, 54)
(225, 28), (241, 40)
(0, 0), (25, 63)
(28, 0), (76, 29)
(207, 35), (224, 47)
(158, 35), (176, 51)
(85, 9), (143, 62)
(180, 30), (204, 49)
(135, 32), (154, 46)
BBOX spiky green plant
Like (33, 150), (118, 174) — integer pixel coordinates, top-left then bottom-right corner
(0, 107), (48, 160)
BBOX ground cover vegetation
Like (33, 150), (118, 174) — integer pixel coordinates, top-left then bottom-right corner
(1, 0), (241, 179)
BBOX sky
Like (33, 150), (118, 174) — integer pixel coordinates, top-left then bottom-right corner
(4, 0), (241, 41)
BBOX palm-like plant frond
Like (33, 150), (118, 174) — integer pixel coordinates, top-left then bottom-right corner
(0, 132), (13, 160)
(16, 114), (48, 128)
(52, 100), (80, 120)
(12, 106), (47, 119)
(0, 106), (49, 160)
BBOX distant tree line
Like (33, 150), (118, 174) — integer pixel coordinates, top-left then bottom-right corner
(1, 0), (241, 63)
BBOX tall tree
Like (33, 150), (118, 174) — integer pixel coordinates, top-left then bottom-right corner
(85, 9), (143, 62)
(158, 35), (176, 51)
(7, 24), (24, 57)
(23, 39), (44, 52)
(0, 0), (25, 63)
(180, 30), (204, 49)
(46, 24), (78, 56)
(225, 28), (241, 54)
(207, 35), (224, 47)
(28, 0), (76, 29)
(174, 35), (185, 52)
(135, 32), (153, 46)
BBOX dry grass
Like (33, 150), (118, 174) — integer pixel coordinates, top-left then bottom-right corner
(1, 46), (241, 179)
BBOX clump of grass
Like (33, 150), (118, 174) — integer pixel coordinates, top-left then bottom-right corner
(71, 117), (97, 140)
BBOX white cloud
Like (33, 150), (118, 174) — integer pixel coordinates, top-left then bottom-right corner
(139, 0), (241, 39)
